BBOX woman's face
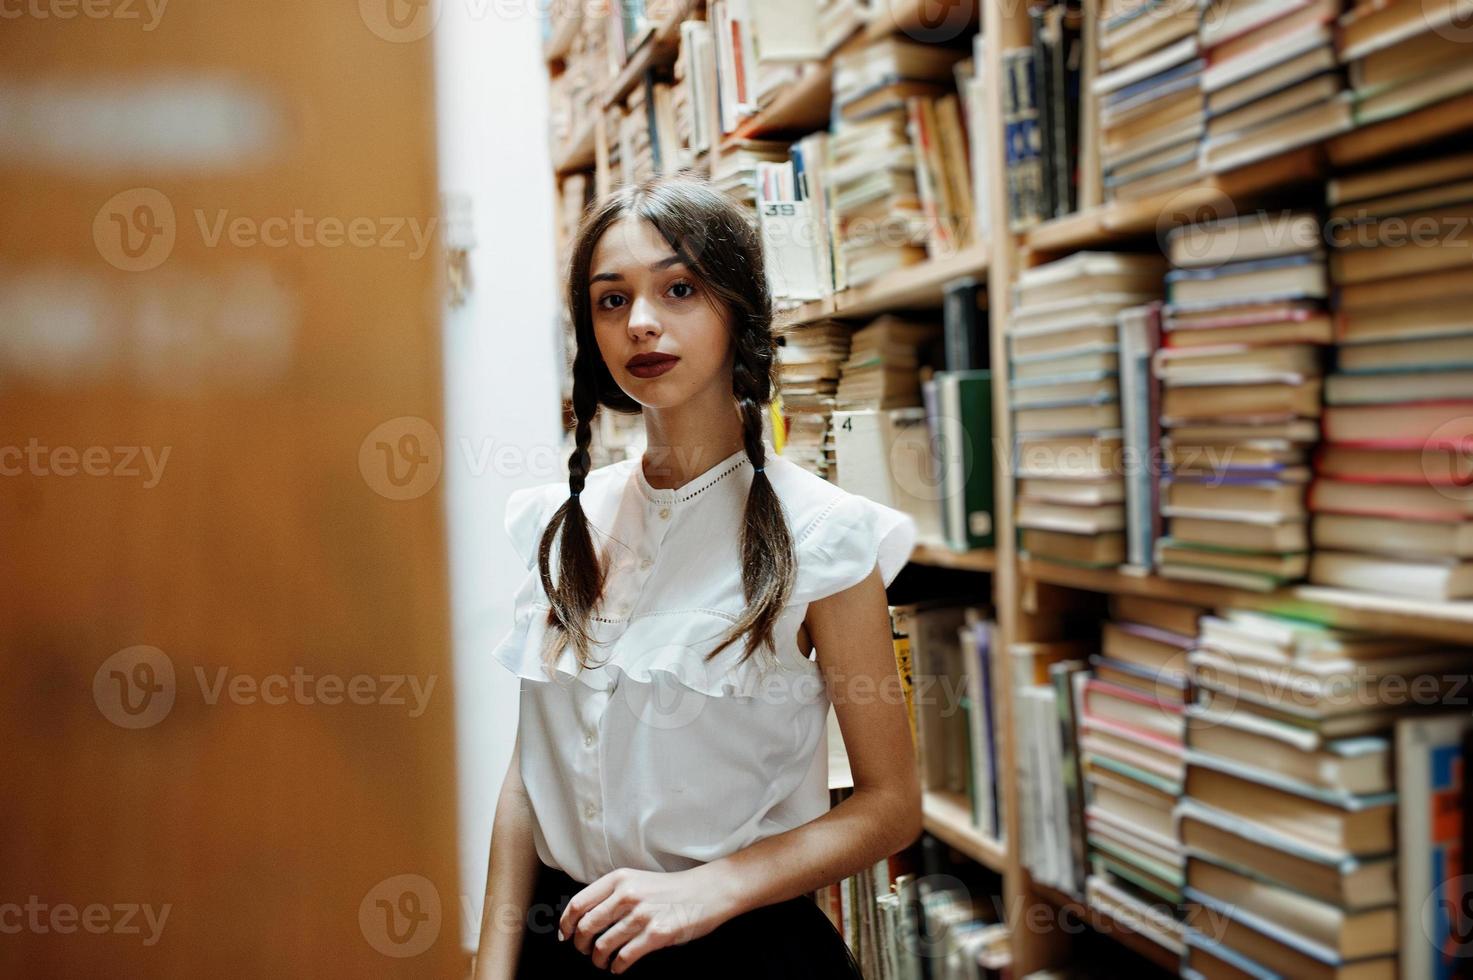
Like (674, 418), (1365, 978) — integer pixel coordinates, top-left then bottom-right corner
(588, 216), (734, 410)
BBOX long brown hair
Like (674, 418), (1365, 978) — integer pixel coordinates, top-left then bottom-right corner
(534, 172), (797, 676)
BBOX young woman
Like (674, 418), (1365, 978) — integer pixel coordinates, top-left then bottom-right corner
(474, 172), (922, 978)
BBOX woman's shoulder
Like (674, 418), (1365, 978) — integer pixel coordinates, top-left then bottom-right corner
(766, 455), (920, 604)
(503, 459), (634, 568)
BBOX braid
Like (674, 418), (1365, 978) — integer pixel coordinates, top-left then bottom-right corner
(703, 311), (796, 667)
(536, 344), (610, 673)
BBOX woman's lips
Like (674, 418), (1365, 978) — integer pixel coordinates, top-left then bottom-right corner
(627, 355), (679, 379)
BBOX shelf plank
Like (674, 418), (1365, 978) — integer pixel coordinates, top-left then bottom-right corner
(1033, 883), (1181, 972)
(1022, 558), (1473, 644)
(553, 115), (599, 175)
(774, 295), (835, 328)
(922, 790), (1006, 874)
(600, 0), (692, 112)
(544, 13), (578, 64)
(724, 61), (833, 145)
(1022, 145), (1323, 254)
(835, 243), (990, 319)
(911, 543), (996, 573)
(864, 0), (981, 42)
(772, 244), (989, 327)
(1329, 90), (1473, 168)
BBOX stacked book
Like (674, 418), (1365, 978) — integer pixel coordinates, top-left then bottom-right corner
(1199, 0), (1351, 174)
(673, 20), (720, 169)
(831, 39), (967, 284)
(711, 138), (791, 221)
(905, 90), (976, 259)
(1154, 211), (1330, 591)
(1094, 2), (1203, 202)
(1025, 0), (1085, 220)
(1178, 609), (1470, 978)
(836, 316), (942, 411)
(1339, 0), (1473, 129)
(1080, 594), (1204, 954)
(1309, 149), (1473, 600)
(1013, 639), (1094, 894)
(774, 319), (852, 478)
(1010, 252), (1166, 569)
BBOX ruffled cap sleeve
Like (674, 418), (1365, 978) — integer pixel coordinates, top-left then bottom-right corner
(504, 482), (562, 571)
(790, 491), (918, 606)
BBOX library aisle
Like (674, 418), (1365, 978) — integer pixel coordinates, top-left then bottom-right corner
(6, 0), (1473, 978)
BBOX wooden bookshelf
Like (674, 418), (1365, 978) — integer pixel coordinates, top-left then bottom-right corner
(723, 60), (834, 145)
(543, 2), (1473, 974)
(553, 114), (599, 174)
(544, 13), (578, 64)
(922, 789), (1007, 874)
(838, 242), (990, 318)
(864, 0), (980, 42)
(1022, 145), (1324, 255)
(1022, 558), (1473, 645)
(776, 244), (991, 329)
(600, 0), (695, 112)
(911, 543), (995, 573)
(1033, 883), (1182, 973)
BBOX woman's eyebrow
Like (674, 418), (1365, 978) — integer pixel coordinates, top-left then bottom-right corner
(590, 254), (687, 284)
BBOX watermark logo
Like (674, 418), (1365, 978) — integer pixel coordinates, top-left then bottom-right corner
(0, 0), (168, 30)
(360, 874), (442, 957)
(1155, 186), (1237, 268)
(94, 188), (176, 272)
(93, 645), (177, 729)
(1420, 874), (1473, 962)
(1425, 0), (1473, 43)
(0, 898), (171, 945)
(1423, 420), (1473, 502)
(359, 416), (443, 500)
(359, 0), (440, 41)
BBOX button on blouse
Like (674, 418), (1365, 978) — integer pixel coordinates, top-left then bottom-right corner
(491, 441), (918, 885)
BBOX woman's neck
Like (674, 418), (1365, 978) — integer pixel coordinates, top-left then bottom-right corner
(640, 405), (748, 491)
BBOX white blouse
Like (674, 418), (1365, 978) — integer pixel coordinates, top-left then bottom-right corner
(492, 441), (918, 885)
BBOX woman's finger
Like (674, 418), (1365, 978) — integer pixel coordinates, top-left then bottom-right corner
(570, 882), (630, 955)
(558, 875), (614, 949)
(588, 909), (642, 970)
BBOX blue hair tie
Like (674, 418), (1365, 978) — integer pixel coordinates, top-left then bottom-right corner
(754, 466), (764, 473)
(571, 491), (580, 497)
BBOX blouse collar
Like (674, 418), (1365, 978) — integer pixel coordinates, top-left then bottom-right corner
(631, 442), (769, 505)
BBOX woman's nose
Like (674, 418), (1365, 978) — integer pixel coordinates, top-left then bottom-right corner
(627, 294), (660, 335)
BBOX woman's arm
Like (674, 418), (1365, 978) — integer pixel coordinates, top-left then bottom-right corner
(471, 726), (542, 980)
(698, 563), (924, 918)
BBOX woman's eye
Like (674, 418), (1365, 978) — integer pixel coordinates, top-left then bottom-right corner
(597, 294), (626, 311)
(669, 281), (696, 300)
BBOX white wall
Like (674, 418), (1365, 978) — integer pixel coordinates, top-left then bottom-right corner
(435, 2), (564, 952)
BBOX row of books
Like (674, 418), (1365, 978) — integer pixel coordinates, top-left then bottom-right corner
(821, 787), (1013, 980)
(1016, 161), (1473, 601)
(1008, 251), (1164, 569)
(744, 34), (991, 300)
(1015, 593), (1472, 977)
(1017, 0), (1473, 215)
(1313, 146), (1473, 600)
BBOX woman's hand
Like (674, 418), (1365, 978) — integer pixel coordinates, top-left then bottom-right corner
(558, 863), (743, 973)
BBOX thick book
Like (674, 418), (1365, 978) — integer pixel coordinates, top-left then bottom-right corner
(1395, 713), (1471, 980)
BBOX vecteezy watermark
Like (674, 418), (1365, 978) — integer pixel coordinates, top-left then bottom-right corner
(93, 188), (176, 273)
(0, 439), (170, 487)
(359, 416), (443, 501)
(92, 647), (439, 728)
(1421, 874), (1473, 963)
(93, 188), (438, 272)
(0, 898), (171, 946)
(361, 874), (442, 958)
(0, 0), (167, 30)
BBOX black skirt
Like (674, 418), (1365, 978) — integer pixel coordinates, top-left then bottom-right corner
(514, 857), (866, 978)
